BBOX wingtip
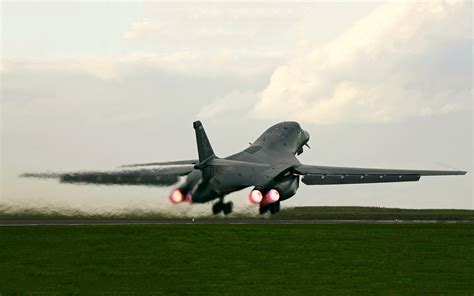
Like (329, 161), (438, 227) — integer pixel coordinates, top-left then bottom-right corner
(20, 172), (39, 178)
(20, 172), (60, 179)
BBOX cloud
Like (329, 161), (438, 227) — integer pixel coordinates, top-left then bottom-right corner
(254, 0), (472, 124)
(197, 91), (258, 119)
(116, 4), (311, 81)
(121, 4), (304, 54)
(1, 51), (282, 81)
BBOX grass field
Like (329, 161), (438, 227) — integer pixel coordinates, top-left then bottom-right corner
(1, 206), (474, 221)
(1, 224), (473, 295)
(275, 206), (474, 221)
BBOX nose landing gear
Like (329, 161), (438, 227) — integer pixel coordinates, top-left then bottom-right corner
(212, 200), (233, 215)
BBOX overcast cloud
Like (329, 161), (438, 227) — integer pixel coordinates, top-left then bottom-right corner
(255, 1), (472, 124)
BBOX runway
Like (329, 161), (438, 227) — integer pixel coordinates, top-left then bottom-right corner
(0, 219), (472, 226)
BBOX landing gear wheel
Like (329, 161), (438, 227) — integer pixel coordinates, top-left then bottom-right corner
(269, 202), (280, 214)
(223, 202), (233, 215)
(212, 201), (224, 215)
(259, 204), (269, 215)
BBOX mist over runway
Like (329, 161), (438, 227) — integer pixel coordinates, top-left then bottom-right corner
(1, 219), (472, 226)
(2, 204), (473, 226)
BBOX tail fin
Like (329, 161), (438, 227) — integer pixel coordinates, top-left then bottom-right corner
(193, 121), (216, 163)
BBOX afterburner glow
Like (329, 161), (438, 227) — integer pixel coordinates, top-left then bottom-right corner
(169, 189), (184, 204)
(185, 192), (193, 203)
(249, 189), (263, 204)
(265, 189), (280, 204)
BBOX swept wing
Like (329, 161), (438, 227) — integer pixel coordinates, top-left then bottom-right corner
(22, 166), (194, 187)
(294, 164), (466, 185)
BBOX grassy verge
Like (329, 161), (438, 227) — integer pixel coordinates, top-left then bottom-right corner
(0, 224), (473, 295)
(275, 206), (474, 221)
(1, 206), (473, 221)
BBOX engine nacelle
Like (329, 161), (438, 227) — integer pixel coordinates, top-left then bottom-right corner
(273, 176), (299, 201)
(249, 176), (300, 205)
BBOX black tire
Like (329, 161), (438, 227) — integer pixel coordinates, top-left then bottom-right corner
(259, 205), (269, 215)
(269, 202), (280, 214)
(223, 202), (233, 215)
(269, 203), (277, 214)
(212, 202), (223, 215)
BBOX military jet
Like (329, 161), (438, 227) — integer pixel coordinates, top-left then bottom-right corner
(23, 121), (466, 215)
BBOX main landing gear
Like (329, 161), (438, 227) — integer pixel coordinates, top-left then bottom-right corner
(212, 199), (233, 215)
(259, 201), (280, 215)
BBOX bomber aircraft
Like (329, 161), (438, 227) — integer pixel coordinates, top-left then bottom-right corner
(24, 121), (466, 215)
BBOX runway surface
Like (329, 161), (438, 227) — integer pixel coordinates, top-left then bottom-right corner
(0, 219), (472, 226)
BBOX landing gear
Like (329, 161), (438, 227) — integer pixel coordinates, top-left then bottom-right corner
(269, 201), (280, 214)
(223, 202), (233, 215)
(259, 201), (280, 215)
(212, 200), (233, 215)
(212, 201), (222, 215)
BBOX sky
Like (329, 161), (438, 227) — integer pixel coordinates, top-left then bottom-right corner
(1, 1), (472, 215)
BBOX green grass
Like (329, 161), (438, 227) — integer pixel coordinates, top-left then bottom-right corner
(1, 225), (473, 295)
(1, 206), (473, 221)
(275, 206), (474, 221)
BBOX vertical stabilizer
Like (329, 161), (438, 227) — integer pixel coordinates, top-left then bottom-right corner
(193, 121), (216, 163)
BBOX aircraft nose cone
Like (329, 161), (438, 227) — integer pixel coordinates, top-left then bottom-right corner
(303, 130), (310, 144)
